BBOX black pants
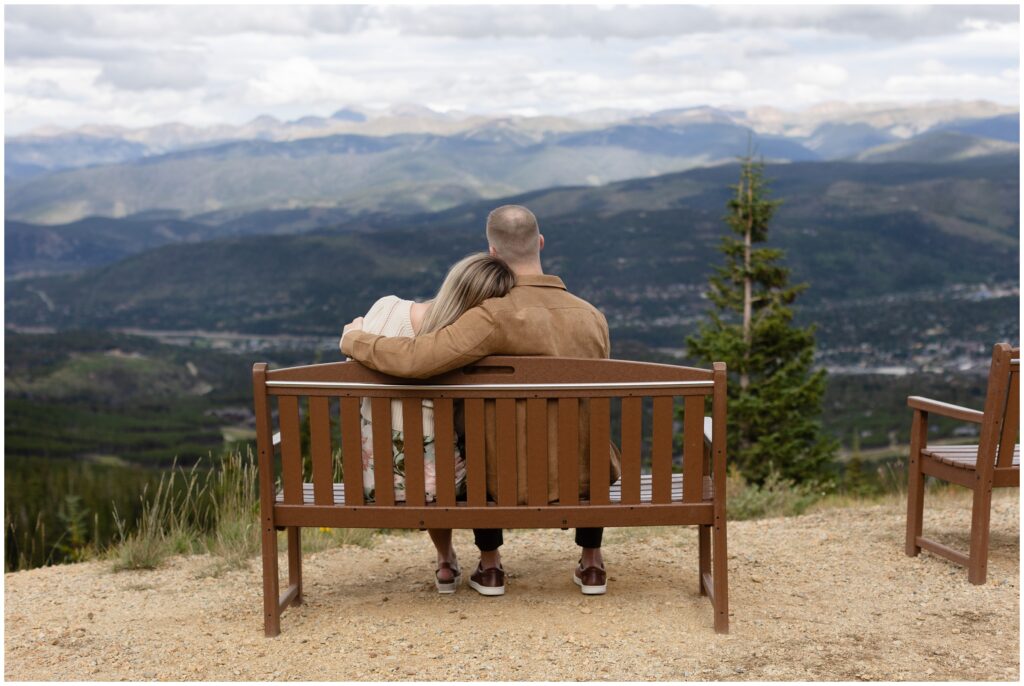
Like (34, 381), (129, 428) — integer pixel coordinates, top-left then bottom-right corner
(473, 527), (603, 552)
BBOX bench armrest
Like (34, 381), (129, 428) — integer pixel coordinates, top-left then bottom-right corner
(907, 396), (984, 424)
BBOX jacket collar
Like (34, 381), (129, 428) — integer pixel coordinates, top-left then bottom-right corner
(514, 274), (566, 290)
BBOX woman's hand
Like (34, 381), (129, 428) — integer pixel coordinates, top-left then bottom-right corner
(339, 317), (364, 353)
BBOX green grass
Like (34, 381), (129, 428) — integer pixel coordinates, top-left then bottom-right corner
(290, 527), (378, 555)
(103, 448), (381, 575)
(202, 449), (261, 568)
(108, 458), (209, 571)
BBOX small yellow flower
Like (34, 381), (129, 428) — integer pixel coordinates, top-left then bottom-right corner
(319, 527), (331, 533)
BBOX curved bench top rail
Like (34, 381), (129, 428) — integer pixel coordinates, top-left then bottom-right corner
(264, 356), (714, 386)
(266, 380), (712, 391)
(265, 382), (711, 399)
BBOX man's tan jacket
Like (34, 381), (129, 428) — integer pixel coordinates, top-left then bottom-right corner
(341, 274), (622, 504)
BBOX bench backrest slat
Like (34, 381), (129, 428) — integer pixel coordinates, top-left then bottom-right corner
(433, 398), (457, 506)
(401, 397), (426, 507)
(526, 398), (549, 506)
(996, 358), (1019, 469)
(557, 398), (581, 505)
(620, 397), (643, 504)
(589, 397), (612, 505)
(308, 397), (334, 506)
(464, 399), (488, 506)
(339, 397), (364, 505)
(278, 395), (304, 505)
(651, 396), (674, 504)
(495, 398), (518, 506)
(977, 344), (1021, 476)
(370, 397), (395, 506)
(683, 395), (705, 503)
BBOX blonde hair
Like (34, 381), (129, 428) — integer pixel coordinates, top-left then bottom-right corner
(485, 204), (540, 266)
(419, 253), (515, 335)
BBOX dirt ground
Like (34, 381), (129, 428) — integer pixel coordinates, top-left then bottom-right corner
(4, 490), (1019, 681)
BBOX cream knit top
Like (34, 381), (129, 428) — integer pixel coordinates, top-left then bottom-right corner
(358, 295), (436, 435)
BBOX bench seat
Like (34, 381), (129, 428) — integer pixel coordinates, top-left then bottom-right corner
(922, 444), (1020, 470)
(276, 473), (714, 505)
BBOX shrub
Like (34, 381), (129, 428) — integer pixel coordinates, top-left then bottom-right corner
(726, 466), (822, 520)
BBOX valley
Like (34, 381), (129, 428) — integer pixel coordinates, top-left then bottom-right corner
(4, 100), (1019, 572)
(6, 155), (1017, 375)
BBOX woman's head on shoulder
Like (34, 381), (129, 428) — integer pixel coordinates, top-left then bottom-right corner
(419, 252), (515, 335)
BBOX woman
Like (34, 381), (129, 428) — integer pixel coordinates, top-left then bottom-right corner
(357, 252), (515, 593)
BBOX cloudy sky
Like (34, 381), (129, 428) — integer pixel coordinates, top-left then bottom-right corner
(4, 4), (1020, 134)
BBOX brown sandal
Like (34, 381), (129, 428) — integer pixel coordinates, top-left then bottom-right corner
(435, 557), (462, 594)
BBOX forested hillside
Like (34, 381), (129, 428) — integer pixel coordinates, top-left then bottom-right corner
(7, 157), (1018, 369)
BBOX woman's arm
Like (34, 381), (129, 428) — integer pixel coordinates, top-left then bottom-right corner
(341, 305), (502, 379)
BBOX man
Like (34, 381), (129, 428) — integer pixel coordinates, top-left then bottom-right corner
(340, 204), (619, 596)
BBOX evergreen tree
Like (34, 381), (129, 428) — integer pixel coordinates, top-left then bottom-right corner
(687, 155), (836, 484)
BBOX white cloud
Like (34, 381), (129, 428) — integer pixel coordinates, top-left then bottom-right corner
(6, 4), (1019, 43)
(98, 52), (207, 91)
(884, 69), (1017, 100)
(632, 32), (792, 67)
(711, 71), (749, 92)
(797, 64), (849, 88)
(244, 58), (397, 108)
(3, 5), (373, 40)
(2, 5), (1019, 134)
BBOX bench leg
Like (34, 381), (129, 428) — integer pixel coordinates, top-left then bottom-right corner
(967, 477), (993, 585)
(698, 525), (710, 596)
(905, 456), (925, 556)
(262, 519), (281, 637)
(712, 512), (729, 634)
(287, 526), (303, 605)
(905, 412), (926, 557)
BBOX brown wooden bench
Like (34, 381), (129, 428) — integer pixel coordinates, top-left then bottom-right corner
(252, 356), (729, 637)
(905, 342), (1020, 584)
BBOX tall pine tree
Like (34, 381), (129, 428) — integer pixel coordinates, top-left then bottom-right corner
(687, 155), (836, 485)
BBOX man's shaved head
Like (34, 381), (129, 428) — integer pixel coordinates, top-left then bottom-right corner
(485, 205), (541, 267)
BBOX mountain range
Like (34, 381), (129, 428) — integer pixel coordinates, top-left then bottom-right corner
(6, 101), (1018, 224)
(11, 100), (1015, 161)
(6, 155), (1017, 367)
(4, 99), (1019, 379)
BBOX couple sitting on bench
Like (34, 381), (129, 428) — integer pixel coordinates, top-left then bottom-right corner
(339, 204), (621, 597)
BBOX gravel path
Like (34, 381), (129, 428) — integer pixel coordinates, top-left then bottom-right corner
(5, 491), (1019, 681)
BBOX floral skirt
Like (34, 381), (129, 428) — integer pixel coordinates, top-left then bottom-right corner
(360, 416), (467, 503)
